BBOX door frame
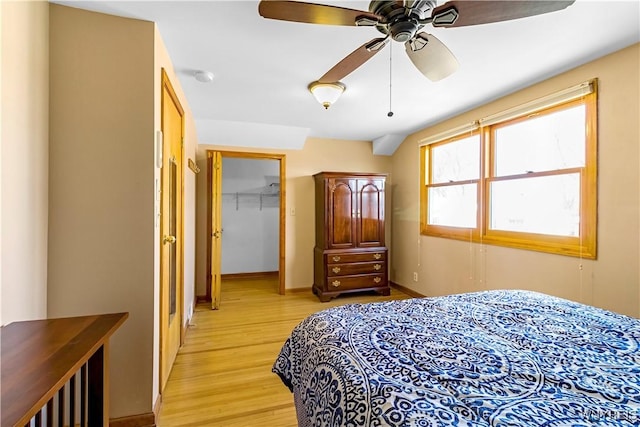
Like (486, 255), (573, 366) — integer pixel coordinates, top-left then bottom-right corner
(206, 150), (286, 301)
(159, 68), (184, 391)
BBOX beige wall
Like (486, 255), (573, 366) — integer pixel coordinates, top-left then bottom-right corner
(48, 5), (197, 419)
(48, 5), (155, 418)
(153, 26), (199, 404)
(391, 43), (640, 317)
(195, 139), (393, 295)
(0, 1), (49, 325)
(2, 3), (197, 418)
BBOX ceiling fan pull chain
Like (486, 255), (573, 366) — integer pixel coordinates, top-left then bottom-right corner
(388, 41), (394, 117)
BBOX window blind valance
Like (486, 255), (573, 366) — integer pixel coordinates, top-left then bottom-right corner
(418, 121), (479, 146)
(418, 79), (595, 147)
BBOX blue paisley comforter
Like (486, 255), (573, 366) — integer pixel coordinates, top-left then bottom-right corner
(272, 290), (640, 426)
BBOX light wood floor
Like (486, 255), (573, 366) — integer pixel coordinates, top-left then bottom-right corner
(156, 278), (409, 426)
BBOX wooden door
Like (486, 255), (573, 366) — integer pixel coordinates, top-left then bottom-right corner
(356, 178), (385, 248)
(160, 69), (183, 390)
(210, 151), (223, 309)
(327, 178), (356, 249)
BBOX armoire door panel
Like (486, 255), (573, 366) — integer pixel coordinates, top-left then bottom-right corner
(357, 179), (385, 247)
(328, 179), (356, 249)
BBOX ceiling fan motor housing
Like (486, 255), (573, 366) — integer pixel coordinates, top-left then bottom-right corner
(390, 20), (418, 42)
(369, 0), (437, 42)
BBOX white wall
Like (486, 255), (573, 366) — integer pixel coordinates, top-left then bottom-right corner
(0, 1), (49, 325)
(221, 157), (279, 274)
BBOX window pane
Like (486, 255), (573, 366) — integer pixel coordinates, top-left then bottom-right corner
(431, 134), (480, 183)
(494, 105), (585, 176)
(428, 184), (477, 228)
(490, 174), (580, 236)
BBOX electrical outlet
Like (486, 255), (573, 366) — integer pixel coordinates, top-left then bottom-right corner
(290, 207), (296, 216)
(413, 272), (418, 282)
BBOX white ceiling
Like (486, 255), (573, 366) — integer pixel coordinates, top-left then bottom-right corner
(56, 1), (639, 154)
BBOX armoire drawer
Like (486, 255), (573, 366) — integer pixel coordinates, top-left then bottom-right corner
(326, 274), (386, 291)
(327, 261), (386, 277)
(326, 251), (386, 264)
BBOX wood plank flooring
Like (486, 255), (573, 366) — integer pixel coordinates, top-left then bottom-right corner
(156, 278), (409, 426)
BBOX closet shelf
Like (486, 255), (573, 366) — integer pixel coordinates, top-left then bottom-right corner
(222, 192), (279, 211)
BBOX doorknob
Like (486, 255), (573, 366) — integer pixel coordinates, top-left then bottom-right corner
(163, 235), (176, 244)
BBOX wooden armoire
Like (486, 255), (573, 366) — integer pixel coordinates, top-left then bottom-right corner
(313, 172), (390, 302)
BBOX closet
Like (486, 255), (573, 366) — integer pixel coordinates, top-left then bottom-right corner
(220, 157), (279, 275)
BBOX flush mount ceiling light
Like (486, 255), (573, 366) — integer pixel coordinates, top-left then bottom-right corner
(308, 81), (346, 109)
(194, 70), (214, 83)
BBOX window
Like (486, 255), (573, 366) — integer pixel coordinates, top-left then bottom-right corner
(424, 133), (481, 237)
(420, 80), (597, 258)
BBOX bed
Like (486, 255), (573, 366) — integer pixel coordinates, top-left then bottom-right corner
(272, 290), (640, 426)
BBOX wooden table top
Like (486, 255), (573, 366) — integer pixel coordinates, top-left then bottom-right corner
(1, 312), (128, 427)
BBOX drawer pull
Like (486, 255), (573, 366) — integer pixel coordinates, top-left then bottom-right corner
(373, 264), (382, 271)
(332, 256), (341, 262)
(332, 266), (341, 274)
(331, 280), (341, 288)
(373, 253), (382, 260)
(373, 277), (382, 284)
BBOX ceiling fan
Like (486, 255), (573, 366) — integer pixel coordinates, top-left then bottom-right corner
(258, 0), (575, 83)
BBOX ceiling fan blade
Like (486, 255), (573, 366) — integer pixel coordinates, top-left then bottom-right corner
(319, 37), (389, 83)
(405, 33), (458, 81)
(432, 1), (575, 28)
(258, 1), (381, 26)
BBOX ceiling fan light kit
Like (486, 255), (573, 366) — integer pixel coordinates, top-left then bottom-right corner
(308, 81), (346, 109)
